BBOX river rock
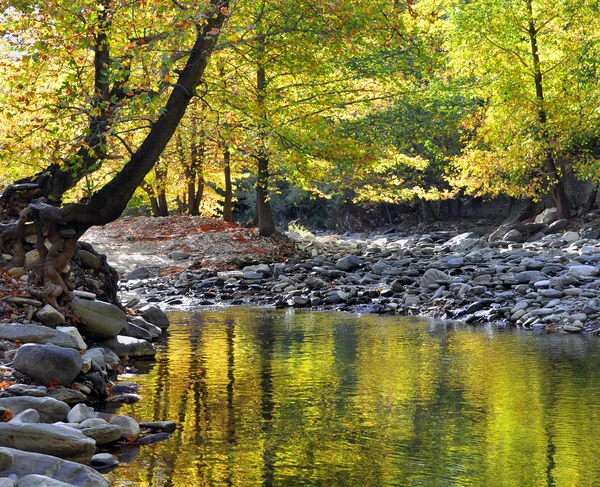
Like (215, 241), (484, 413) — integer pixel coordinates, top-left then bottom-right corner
(139, 421), (177, 433)
(503, 229), (523, 243)
(71, 298), (126, 338)
(139, 305), (170, 329)
(47, 388), (87, 405)
(535, 207), (558, 225)
(98, 336), (156, 357)
(547, 219), (569, 233)
(55, 326), (87, 350)
(421, 269), (450, 288)
(13, 343), (83, 387)
(123, 267), (151, 280)
(443, 232), (480, 251)
(129, 317), (162, 338)
(15, 474), (76, 487)
(36, 305), (65, 327)
(0, 324), (77, 349)
(335, 255), (361, 271)
(110, 415), (140, 439)
(9, 408), (40, 424)
(0, 448), (108, 487)
(77, 249), (101, 269)
(0, 397), (69, 423)
(123, 321), (153, 341)
(0, 447), (14, 471)
(0, 423), (96, 463)
(67, 404), (96, 424)
(6, 384), (47, 398)
(514, 271), (546, 284)
(89, 453), (118, 470)
(567, 265), (599, 278)
(81, 424), (123, 445)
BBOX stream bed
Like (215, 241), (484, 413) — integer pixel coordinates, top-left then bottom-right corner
(108, 308), (600, 486)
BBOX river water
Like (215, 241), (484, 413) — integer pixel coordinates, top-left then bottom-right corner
(107, 308), (600, 487)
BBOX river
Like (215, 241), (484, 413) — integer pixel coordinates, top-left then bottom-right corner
(107, 308), (600, 486)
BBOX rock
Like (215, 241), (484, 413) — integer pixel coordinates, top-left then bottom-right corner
(137, 432), (171, 445)
(170, 251), (190, 260)
(514, 271), (546, 284)
(16, 474), (76, 487)
(562, 231), (579, 243)
(123, 267), (151, 280)
(71, 298), (127, 338)
(335, 255), (361, 271)
(563, 324), (583, 333)
(0, 423), (96, 463)
(420, 269), (450, 288)
(547, 219), (569, 233)
(47, 388), (87, 405)
(535, 207), (558, 225)
(129, 317), (162, 338)
(110, 415), (140, 439)
(444, 233), (480, 251)
(82, 349), (106, 370)
(0, 478), (13, 487)
(80, 418), (107, 428)
(0, 447), (14, 471)
(123, 321), (153, 341)
(567, 265), (599, 279)
(9, 408), (41, 424)
(77, 249), (101, 269)
(503, 229), (523, 243)
(36, 305), (65, 327)
(98, 335), (156, 357)
(1, 448), (108, 487)
(139, 305), (170, 329)
(68, 404), (96, 424)
(55, 326), (87, 350)
(0, 397), (70, 423)
(5, 385), (46, 398)
(89, 453), (118, 470)
(72, 290), (97, 300)
(81, 424), (123, 445)
(139, 421), (177, 433)
(0, 324), (78, 349)
(24, 249), (40, 268)
(13, 343), (83, 387)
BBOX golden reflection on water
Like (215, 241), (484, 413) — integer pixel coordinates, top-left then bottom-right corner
(107, 308), (600, 487)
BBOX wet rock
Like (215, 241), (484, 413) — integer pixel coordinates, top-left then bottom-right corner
(82, 424), (123, 445)
(139, 305), (170, 329)
(0, 397), (70, 423)
(72, 298), (127, 338)
(15, 474), (76, 487)
(13, 344), (83, 387)
(0, 423), (96, 463)
(36, 305), (65, 327)
(123, 321), (153, 341)
(68, 404), (96, 424)
(110, 415), (140, 439)
(0, 324), (78, 349)
(89, 453), (118, 470)
(137, 432), (172, 445)
(78, 249), (101, 269)
(0, 448), (108, 487)
(139, 421), (177, 433)
(98, 336), (155, 357)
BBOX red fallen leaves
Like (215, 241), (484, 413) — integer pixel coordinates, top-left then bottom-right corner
(47, 379), (60, 390)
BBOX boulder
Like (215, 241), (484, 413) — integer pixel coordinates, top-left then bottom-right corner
(420, 269), (450, 288)
(503, 229), (523, 243)
(55, 326), (87, 350)
(335, 255), (361, 271)
(547, 219), (569, 233)
(0, 423), (96, 463)
(0, 324), (77, 349)
(81, 425), (123, 445)
(13, 344), (82, 387)
(109, 415), (139, 439)
(67, 404), (96, 424)
(139, 305), (170, 329)
(98, 336), (155, 357)
(123, 322), (153, 341)
(443, 232), (480, 252)
(122, 267), (151, 280)
(9, 408), (40, 424)
(0, 448), (108, 487)
(89, 453), (118, 470)
(0, 397), (70, 423)
(0, 447), (14, 471)
(535, 207), (558, 225)
(567, 265), (599, 279)
(129, 317), (162, 339)
(16, 474), (76, 487)
(77, 249), (101, 269)
(71, 298), (126, 338)
(47, 388), (87, 405)
(36, 305), (65, 327)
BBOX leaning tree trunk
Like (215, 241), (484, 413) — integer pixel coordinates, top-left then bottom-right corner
(0, 1), (229, 309)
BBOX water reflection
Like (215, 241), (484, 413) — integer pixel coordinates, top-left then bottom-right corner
(108, 309), (600, 487)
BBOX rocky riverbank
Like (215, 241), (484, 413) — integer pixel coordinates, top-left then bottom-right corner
(118, 210), (600, 334)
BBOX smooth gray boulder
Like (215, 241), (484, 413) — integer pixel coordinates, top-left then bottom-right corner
(71, 298), (126, 338)
(0, 477), (14, 487)
(139, 305), (170, 329)
(16, 474), (76, 487)
(0, 324), (77, 349)
(98, 336), (155, 357)
(1, 448), (108, 487)
(67, 404), (96, 424)
(0, 397), (70, 423)
(421, 269), (450, 288)
(110, 415), (140, 439)
(130, 317), (162, 338)
(0, 447), (14, 471)
(13, 343), (82, 387)
(55, 327), (87, 350)
(9, 408), (40, 424)
(0, 423), (96, 463)
(36, 305), (65, 327)
(89, 453), (118, 470)
(123, 321), (153, 341)
(47, 388), (87, 405)
(81, 424), (123, 445)
(335, 255), (361, 271)
(535, 207), (558, 225)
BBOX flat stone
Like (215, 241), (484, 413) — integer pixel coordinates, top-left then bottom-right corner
(0, 423), (96, 463)
(563, 324), (583, 333)
(98, 335), (155, 357)
(72, 298), (127, 338)
(567, 265), (599, 278)
(1, 448), (108, 487)
(47, 388), (87, 405)
(0, 397), (70, 423)
(6, 384), (47, 398)
(72, 290), (97, 300)
(13, 343), (82, 387)
(3, 297), (42, 308)
(514, 271), (546, 284)
(0, 323), (78, 349)
(36, 305), (65, 327)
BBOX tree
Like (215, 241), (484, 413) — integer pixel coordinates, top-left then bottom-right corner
(0, 0), (229, 307)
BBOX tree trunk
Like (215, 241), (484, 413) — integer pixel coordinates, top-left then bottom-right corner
(223, 147), (233, 222)
(256, 155), (276, 237)
(526, 0), (571, 218)
(140, 181), (160, 217)
(420, 199), (436, 225)
(157, 191), (169, 217)
(585, 186), (598, 212)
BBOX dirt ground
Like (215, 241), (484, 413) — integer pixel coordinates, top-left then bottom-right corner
(81, 216), (294, 275)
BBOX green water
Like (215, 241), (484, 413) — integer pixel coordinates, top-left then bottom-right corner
(107, 308), (600, 487)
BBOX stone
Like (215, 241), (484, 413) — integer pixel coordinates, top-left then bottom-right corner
(13, 343), (82, 387)
(82, 348), (106, 370)
(71, 298), (127, 338)
(547, 219), (569, 233)
(89, 453), (118, 470)
(55, 326), (87, 350)
(6, 385), (46, 398)
(139, 305), (170, 329)
(110, 415), (140, 439)
(0, 447), (14, 471)
(1, 448), (108, 487)
(3, 296), (42, 307)
(80, 418), (107, 428)
(420, 269), (450, 288)
(139, 421), (177, 433)
(36, 305), (65, 327)
(129, 317), (162, 339)
(24, 249), (40, 268)
(16, 474), (76, 487)
(123, 267), (151, 280)
(0, 423), (96, 463)
(0, 478), (13, 487)
(563, 324), (583, 333)
(567, 265), (599, 279)
(335, 255), (361, 271)
(170, 251), (190, 260)
(0, 397), (70, 423)
(514, 271), (546, 284)
(81, 424), (123, 445)
(123, 321), (153, 341)
(77, 249), (101, 269)
(535, 207), (558, 225)
(72, 290), (96, 300)
(9, 408), (40, 424)
(503, 229), (523, 243)
(47, 388), (87, 405)
(443, 233), (480, 251)
(0, 324), (77, 349)
(68, 404), (96, 424)
(98, 336), (156, 357)
(562, 231), (579, 243)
